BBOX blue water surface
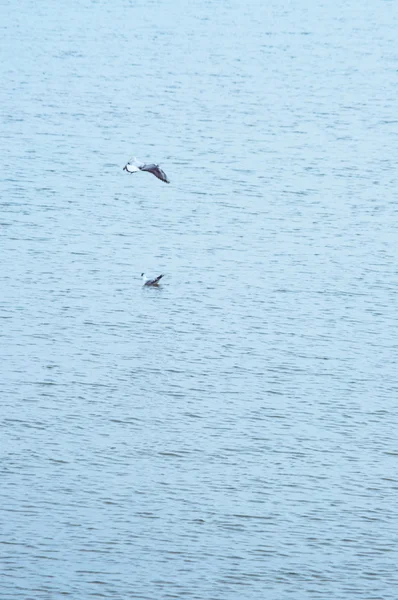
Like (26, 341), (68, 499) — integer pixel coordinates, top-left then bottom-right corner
(1, 0), (398, 598)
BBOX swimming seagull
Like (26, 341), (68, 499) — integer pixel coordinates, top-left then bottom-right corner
(141, 273), (164, 286)
(123, 157), (170, 184)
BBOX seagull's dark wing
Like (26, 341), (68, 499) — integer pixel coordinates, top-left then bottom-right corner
(146, 274), (164, 285)
(140, 163), (170, 184)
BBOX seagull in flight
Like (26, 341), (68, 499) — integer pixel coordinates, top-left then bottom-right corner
(123, 157), (170, 184)
(141, 273), (164, 286)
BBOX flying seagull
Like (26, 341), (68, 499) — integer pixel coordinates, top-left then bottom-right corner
(141, 273), (164, 286)
(123, 157), (170, 184)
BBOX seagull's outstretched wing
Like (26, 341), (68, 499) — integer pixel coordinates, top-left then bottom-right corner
(130, 157), (145, 167)
(140, 163), (170, 184)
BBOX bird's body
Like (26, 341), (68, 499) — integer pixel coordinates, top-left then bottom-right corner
(141, 273), (164, 286)
(123, 157), (170, 184)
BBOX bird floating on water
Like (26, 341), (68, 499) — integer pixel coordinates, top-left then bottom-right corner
(123, 157), (170, 184)
(141, 273), (164, 286)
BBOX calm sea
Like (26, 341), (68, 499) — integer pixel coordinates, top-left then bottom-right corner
(1, 0), (398, 598)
